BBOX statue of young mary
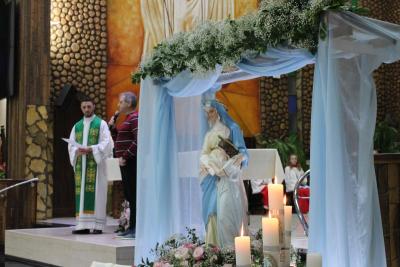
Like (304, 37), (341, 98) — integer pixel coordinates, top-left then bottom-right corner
(199, 99), (249, 248)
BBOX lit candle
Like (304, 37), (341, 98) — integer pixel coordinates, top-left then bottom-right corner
(307, 253), (322, 267)
(262, 213), (279, 247)
(235, 225), (251, 267)
(268, 178), (284, 210)
(284, 195), (292, 231)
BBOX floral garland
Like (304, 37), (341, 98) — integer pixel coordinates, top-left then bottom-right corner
(132, 0), (367, 83)
(137, 228), (304, 267)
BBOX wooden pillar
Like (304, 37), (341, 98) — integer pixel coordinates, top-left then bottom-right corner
(375, 153), (400, 267)
(7, 0), (50, 177)
(6, 0), (50, 221)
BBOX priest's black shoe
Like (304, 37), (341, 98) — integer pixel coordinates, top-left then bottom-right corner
(72, 229), (90, 234)
(92, 230), (103, 234)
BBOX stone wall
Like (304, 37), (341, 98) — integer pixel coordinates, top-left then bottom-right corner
(360, 0), (400, 126)
(259, 76), (289, 139)
(298, 66), (314, 154)
(25, 105), (53, 220)
(50, 0), (108, 118)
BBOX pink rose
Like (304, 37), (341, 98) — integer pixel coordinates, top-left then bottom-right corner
(184, 243), (196, 249)
(154, 261), (172, 267)
(212, 247), (220, 253)
(193, 246), (205, 260)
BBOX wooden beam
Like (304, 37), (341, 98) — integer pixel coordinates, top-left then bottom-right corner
(6, 0), (50, 178)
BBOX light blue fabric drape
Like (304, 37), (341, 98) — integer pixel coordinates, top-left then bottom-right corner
(135, 48), (315, 264)
(309, 11), (400, 267)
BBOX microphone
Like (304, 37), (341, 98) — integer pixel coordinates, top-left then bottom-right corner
(109, 111), (120, 130)
(113, 111), (120, 121)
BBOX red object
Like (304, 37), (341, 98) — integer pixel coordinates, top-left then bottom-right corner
(260, 186), (269, 208)
(298, 187), (310, 213)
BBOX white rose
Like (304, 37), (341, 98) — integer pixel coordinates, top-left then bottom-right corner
(174, 246), (190, 260)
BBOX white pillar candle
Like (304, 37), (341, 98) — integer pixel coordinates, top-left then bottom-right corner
(262, 214), (279, 247)
(268, 179), (284, 210)
(235, 227), (251, 267)
(283, 195), (293, 266)
(284, 196), (292, 231)
(307, 253), (322, 267)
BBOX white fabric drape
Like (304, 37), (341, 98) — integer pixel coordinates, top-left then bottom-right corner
(309, 11), (400, 267)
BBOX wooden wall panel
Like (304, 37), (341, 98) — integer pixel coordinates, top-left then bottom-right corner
(375, 153), (400, 267)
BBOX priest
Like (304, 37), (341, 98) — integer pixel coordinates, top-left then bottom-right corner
(68, 97), (113, 234)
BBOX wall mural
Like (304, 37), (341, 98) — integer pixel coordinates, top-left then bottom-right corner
(107, 0), (260, 137)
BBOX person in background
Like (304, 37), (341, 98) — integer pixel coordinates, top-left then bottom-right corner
(284, 154), (305, 208)
(108, 92), (138, 239)
(68, 97), (113, 234)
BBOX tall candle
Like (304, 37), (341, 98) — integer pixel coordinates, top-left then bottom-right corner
(235, 226), (251, 267)
(268, 179), (284, 210)
(307, 253), (322, 267)
(282, 195), (293, 266)
(284, 195), (292, 231)
(262, 214), (279, 247)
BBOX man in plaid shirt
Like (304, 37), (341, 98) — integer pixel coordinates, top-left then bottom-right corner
(109, 92), (138, 239)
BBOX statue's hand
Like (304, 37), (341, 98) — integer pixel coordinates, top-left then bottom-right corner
(216, 169), (227, 178)
(232, 153), (244, 167)
(199, 164), (208, 177)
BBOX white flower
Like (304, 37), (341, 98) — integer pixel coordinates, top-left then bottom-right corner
(174, 246), (190, 260)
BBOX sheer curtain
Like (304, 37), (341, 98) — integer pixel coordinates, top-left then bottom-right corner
(309, 11), (400, 267)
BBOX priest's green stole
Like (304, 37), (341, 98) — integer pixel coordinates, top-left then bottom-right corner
(74, 116), (101, 215)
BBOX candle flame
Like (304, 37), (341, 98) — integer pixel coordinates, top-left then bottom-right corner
(284, 195), (287, 205)
(240, 224), (244, 236)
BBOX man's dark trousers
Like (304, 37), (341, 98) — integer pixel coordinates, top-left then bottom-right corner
(120, 157), (137, 230)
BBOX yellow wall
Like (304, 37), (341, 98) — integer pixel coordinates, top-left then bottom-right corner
(107, 0), (260, 136)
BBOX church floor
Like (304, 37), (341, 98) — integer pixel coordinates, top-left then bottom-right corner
(4, 217), (133, 267)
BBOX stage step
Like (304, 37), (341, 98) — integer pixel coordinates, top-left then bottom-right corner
(5, 226), (134, 267)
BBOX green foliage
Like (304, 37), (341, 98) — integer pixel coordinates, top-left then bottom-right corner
(257, 133), (307, 169)
(374, 121), (400, 153)
(131, 0), (363, 83)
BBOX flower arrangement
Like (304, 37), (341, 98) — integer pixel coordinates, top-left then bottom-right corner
(132, 0), (367, 83)
(137, 228), (304, 267)
(116, 200), (131, 233)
